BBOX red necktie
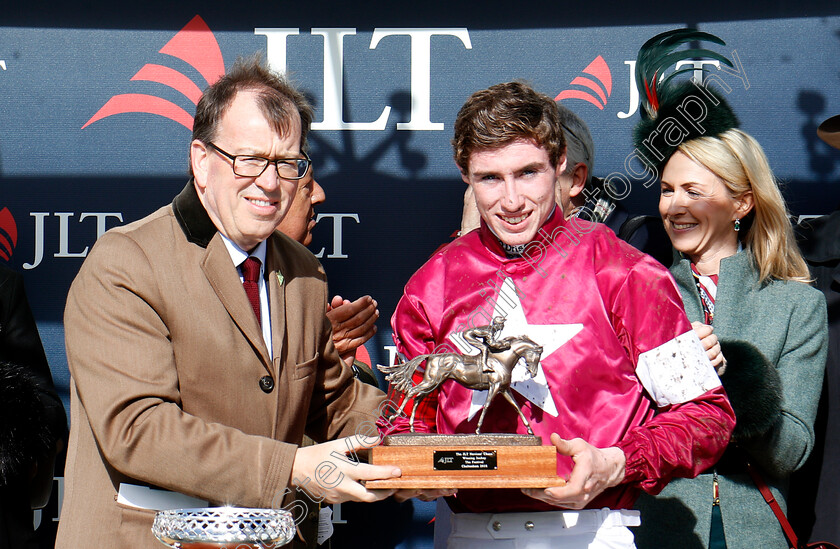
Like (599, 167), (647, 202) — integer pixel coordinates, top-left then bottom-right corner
(241, 256), (261, 324)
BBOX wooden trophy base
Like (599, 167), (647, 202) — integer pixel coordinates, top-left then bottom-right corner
(365, 434), (564, 489)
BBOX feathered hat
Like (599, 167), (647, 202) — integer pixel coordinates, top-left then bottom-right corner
(633, 28), (739, 172)
(818, 115), (840, 150)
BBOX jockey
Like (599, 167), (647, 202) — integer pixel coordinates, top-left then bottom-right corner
(463, 316), (511, 373)
(383, 81), (735, 549)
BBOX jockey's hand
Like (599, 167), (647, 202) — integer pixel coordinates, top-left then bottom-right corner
(521, 433), (625, 509)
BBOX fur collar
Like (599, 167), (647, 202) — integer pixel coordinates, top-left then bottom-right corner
(718, 340), (782, 440)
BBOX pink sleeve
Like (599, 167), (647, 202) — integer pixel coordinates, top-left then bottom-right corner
(605, 254), (736, 491)
(618, 385), (734, 493)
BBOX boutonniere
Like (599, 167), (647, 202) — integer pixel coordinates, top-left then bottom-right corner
(276, 272), (284, 286)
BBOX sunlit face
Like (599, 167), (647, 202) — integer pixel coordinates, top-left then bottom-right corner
(276, 170), (326, 245)
(191, 89), (301, 251)
(463, 139), (564, 247)
(659, 151), (751, 266)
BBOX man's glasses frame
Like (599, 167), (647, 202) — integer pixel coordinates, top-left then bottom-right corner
(208, 142), (311, 180)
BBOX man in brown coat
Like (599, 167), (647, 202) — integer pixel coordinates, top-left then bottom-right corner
(56, 58), (399, 548)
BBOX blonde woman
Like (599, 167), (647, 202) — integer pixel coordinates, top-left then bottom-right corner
(635, 109), (827, 549)
(631, 29), (828, 549)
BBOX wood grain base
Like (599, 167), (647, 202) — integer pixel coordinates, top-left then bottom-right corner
(365, 444), (564, 489)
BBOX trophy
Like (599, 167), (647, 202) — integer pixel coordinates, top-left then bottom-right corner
(152, 507), (295, 548)
(367, 319), (565, 489)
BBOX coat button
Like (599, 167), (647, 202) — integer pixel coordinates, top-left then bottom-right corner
(259, 375), (274, 393)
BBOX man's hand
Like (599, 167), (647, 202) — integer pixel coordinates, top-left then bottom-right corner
(522, 433), (625, 509)
(326, 295), (379, 366)
(393, 488), (457, 503)
(692, 321), (726, 374)
(291, 436), (400, 504)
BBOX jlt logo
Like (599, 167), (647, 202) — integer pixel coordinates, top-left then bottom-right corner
(84, 16), (225, 131)
(18, 211), (358, 269)
(23, 213), (123, 269)
(0, 207), (18, 261)
(312, 213), (359, 259)
(85, 16), (748, 132)
(555, 55), (613, 110)
(84, 17), (472, 132)
(257, 28), (471, 131)
(555, 55), (749, 118)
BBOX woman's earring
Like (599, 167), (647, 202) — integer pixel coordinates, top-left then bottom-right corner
(734, 218), (741, 232)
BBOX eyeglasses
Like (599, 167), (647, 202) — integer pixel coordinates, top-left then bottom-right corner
(208, 142), (311, 180)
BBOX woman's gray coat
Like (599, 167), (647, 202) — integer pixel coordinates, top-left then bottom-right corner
(634, 250), (827, 549)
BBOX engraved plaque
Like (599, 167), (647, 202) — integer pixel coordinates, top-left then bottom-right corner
(433, 450), (498, 471)
(367, 434), (563, 489)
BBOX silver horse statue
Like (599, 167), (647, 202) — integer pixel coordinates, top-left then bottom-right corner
(379, 335), (543, 435)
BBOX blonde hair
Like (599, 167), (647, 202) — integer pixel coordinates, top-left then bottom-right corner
(677, 129), (810, 283)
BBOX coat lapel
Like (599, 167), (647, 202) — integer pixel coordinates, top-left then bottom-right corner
(201, 235), (271, 367)
(672, 256), (704, 322)
(713, 251), (754, 335)
(265, 237), (287, 375)
(173, 181), (272, 368)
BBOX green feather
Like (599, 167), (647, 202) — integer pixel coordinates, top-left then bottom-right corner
(632, 28), (740, 172)
(635, 28), (732, 119)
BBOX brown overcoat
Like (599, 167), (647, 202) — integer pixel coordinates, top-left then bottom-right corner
(56, 182), (385, 548)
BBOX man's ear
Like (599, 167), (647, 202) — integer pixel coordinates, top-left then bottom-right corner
(554, 154), (568, 178)
(568, 163), (588, 199)
(191, 140), (209, 190)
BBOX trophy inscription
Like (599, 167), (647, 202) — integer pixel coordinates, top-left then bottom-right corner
(434, 450), (497, 470)
(367, 318), (565, 489)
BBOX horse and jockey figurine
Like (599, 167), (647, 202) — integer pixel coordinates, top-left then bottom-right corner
(379, 317), (544, 435)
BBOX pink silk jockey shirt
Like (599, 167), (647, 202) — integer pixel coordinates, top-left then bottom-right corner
(386, 209), (735, 513)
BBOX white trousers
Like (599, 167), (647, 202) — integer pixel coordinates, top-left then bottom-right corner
(443, 507), (640, 549)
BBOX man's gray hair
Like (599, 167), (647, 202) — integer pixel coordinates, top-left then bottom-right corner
(556, 103), (595, 185)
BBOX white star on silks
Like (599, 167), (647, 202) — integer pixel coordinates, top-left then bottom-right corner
(449, 277), (583, 419)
